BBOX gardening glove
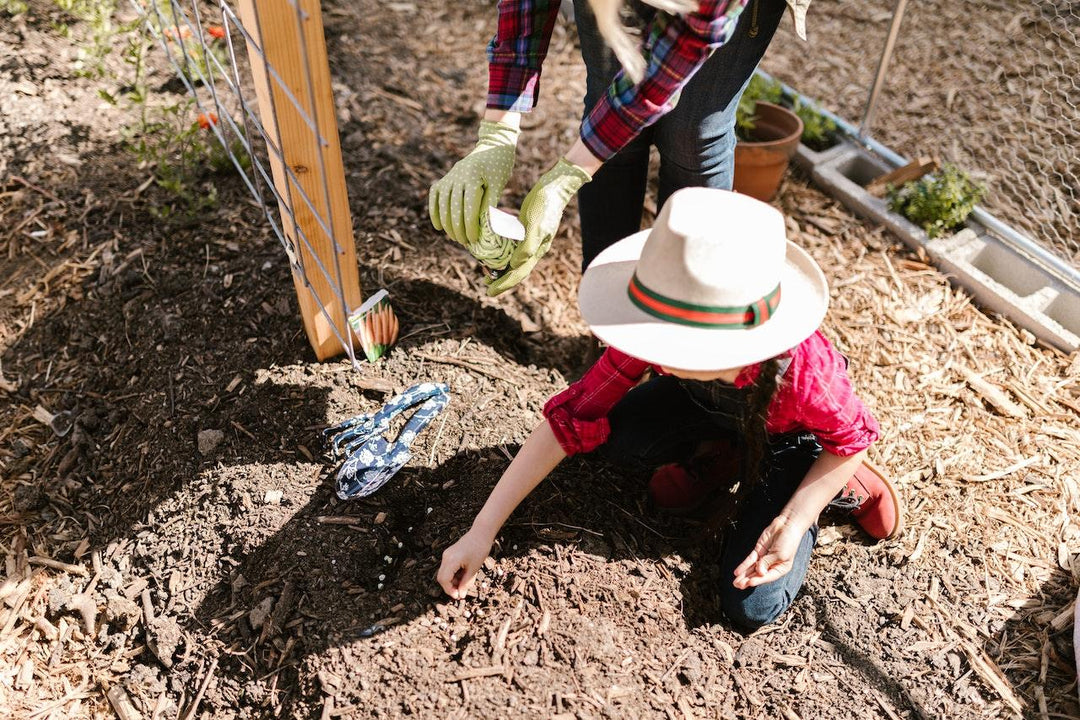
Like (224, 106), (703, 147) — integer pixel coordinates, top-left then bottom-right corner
(429, 119), (519, 248)
(485, 157), (592, 296)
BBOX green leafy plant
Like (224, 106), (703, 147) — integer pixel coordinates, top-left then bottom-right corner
(793, 99), (837, 151)
(107, 6), (247, 219)
(1, 0), (29, 15)
(735, 74), (783, 141)
(887, 163), (986, 238)
(12, 0), (245, 219)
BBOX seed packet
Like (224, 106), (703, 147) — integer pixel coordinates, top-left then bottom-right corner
(348, 289), (399, 362)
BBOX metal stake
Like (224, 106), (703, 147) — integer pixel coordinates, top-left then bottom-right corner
(859, 0), (910, 140)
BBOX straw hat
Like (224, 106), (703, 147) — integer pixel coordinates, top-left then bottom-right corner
(578, 187), (829, 371)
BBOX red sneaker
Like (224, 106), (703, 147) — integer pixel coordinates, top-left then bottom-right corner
(831, 460), (905, 540)
(648, 441), (740, 513)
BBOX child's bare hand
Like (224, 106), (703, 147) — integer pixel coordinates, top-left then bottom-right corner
(732, 515), (808, 590)
(437, 530), (493, 599)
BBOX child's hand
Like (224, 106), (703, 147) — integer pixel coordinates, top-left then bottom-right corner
(437, 529), (494, 599)
(732, 514), (808, 590)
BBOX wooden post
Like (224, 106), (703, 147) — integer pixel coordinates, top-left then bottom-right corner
(237, 0), (362, 360)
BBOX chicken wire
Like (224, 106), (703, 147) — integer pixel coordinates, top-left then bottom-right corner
(135, 0), (362, 365)
(990, 0), (1080, 268)
(765, 0), (1079, 271)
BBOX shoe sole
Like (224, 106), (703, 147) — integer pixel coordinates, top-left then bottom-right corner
(860, 459), (905, 540)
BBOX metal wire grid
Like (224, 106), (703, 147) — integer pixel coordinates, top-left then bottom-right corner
(983, 0), (1079, 267)
(772, 0), (1079, 269)
(135, 0), (361, 366)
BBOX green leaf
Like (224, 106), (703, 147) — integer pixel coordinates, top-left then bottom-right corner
(887, 163), (987, 238)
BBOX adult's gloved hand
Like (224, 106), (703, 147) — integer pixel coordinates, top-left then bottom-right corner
(486, 157), (592, 296)
(428, 120), (519, 247)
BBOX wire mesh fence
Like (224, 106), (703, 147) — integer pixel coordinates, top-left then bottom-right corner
(143, 0), (1078, 364)
(135, 0), (363, 363)
(760, 0), (1080, 269)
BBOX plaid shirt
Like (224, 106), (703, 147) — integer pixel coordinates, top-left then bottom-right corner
(487, 0), (752, 160)
(543, 330), (879, 457)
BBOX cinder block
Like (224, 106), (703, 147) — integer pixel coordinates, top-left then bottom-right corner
(927, 230), (1080, 352)
(811, 146), (931, 251)
(792, 141), (849, 175)
(809, 143), (1080, 353)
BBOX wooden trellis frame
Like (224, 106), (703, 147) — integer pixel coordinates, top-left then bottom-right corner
(237, 0), (362, 360)
(142, 0), (363, 362)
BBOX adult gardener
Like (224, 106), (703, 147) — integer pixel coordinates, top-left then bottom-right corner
(429, 0), (810, 295)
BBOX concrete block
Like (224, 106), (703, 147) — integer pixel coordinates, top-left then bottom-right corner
(809, 143), (1080, 353)
(792, 140), (849, 175)
(811, 145), (932, 250)
(926, 230), (1080, 352)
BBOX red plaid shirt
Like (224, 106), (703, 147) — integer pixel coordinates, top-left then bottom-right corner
(486, 0), (749, 160)
(544, 330), (880, 457)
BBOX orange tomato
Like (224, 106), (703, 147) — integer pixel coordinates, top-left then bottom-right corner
(162, 26), (193, 41)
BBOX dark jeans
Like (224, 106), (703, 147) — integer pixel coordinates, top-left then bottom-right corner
(598, 376), (820, 630)
(572, 0), (789, 268)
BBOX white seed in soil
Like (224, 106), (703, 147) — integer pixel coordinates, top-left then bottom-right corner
(426, 507), (433, 514)
(383, 556), (392, 563)
(397, 542), (403, 548)
(377, 583), (383, 590)
(378, 574), (385, 581)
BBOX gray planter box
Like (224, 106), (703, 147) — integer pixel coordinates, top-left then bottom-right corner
(792, 141), (847, 176)
(806, 142), (1079, 353)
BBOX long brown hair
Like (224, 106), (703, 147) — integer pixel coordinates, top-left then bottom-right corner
(704, 356), (782, 533)
(588, 0), (697, 83)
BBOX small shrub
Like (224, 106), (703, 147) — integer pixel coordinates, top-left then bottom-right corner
(1, 0), (29, 15)
(735, 74), (782, 141)
(794, 99), (837, 151)
(887, 163), (986, 238)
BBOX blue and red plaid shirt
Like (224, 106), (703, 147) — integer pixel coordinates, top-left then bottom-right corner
(487, 0), (750, 160)
(543, 331), (880, 457)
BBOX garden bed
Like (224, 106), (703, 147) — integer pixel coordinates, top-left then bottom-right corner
(1, 1), (1079, 718)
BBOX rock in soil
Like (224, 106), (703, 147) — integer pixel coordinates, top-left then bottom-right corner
(148, 616), (183, 668)
(248, 596), (274, 631)
(197, 429), (225, 456)
(104, 591), (142, 631)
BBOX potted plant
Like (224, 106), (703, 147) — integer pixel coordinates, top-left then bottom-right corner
(793, 99), (839, 153)
(733, 75), (803, 202)
(886, 163), (986, 238)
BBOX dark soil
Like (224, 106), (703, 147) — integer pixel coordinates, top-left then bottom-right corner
(2, 1), (1079, 719)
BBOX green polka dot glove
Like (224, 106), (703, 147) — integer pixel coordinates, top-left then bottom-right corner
(428, 120), (519, 247)
(486, 157), (592, 297)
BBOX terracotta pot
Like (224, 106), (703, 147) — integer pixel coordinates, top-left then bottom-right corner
(733, 102), (804, 202)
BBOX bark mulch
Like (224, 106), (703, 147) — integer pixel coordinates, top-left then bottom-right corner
(1, 1), (1078, 718)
